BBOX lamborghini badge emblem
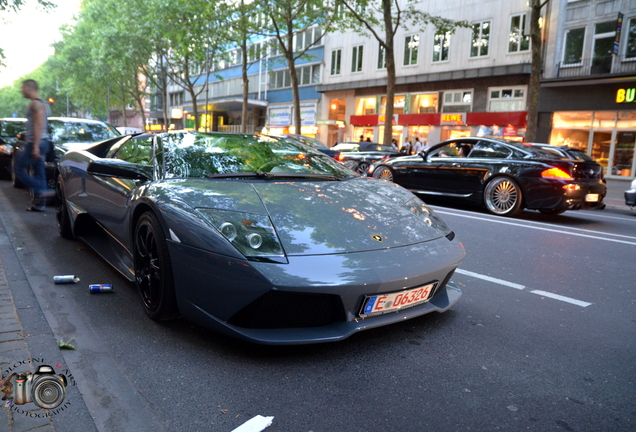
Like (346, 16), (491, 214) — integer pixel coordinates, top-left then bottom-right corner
(371, 234), (383, 242)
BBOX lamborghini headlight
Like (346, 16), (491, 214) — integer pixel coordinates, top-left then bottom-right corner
(197, 208), (286, 262)
(0, 145), (11, 156)
(403, 197), (451, 234)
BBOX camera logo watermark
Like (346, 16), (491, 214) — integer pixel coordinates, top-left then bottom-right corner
(1, 358), (76, 417)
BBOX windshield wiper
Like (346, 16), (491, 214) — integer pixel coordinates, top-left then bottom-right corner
(208, 172), (341, 181)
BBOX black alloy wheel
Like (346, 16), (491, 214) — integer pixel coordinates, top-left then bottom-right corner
(483, 177), (524, 217)
(373, 166), (394, 182)
(54, 175), (74, 239)
(134, 212), (179, 321)
(356, 161), (370, 174)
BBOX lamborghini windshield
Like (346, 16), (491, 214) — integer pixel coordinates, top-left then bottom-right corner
(158, 132), (357, 180)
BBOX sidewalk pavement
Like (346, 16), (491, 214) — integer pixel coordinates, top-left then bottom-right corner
(0, 220), (55, 431)
(604, 177), (632, 209)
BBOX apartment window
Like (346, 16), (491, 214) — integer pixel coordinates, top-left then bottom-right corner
(471, 20), (491, 57)
(351, 45), (363, 73)
(247, 42), (262, 62)
(433, 31), (450, 62)
(331, 49), (342, 75)
(509, 14), (530, 53)
(270, 69), (291, 89)
(626, 18), (636, 59)
(169, 92), (184, 106)
(295, 27), (323, 51)
(442, 90), (473, 113)
(488, 87), (526, 112)
(563, 28), (585, 65)
(269, 65), (320, 89)
(404, 34), (419, 66)
(378, 44), (386, 69)
(270, 40), (281, 57)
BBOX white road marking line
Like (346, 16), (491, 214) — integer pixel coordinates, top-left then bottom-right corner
(435, 210), (636, 246)
(530, 290), (592, 308)
(456, 269), (592, 307)
(231, 415), (274, 432)
(455, 269), (525, 290)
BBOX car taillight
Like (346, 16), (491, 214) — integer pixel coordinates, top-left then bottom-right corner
(541, 167), (573, 181)
(336, 152), (344, 161)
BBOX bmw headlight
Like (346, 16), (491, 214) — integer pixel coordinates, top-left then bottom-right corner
(197, 208), (286, 262)
(403, 197), (452, 234)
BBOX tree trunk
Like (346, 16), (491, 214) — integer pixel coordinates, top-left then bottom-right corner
(526, 0), (544, 142)
(286, 25), (302, 135)
(241, 36), (249, 133)
(382, 0), (395, 146)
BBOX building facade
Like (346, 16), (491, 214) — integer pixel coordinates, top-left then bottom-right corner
(317, 0), (535, 146)
(539, 0), (636, 179)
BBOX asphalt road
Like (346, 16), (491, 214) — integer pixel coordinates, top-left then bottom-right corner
(1, 178), (635, 432)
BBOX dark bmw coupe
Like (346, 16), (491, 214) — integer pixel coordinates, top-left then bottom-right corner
(55, 132), (465, 344)
(331, 142), (398, 174)
(368, 137), (606, 217)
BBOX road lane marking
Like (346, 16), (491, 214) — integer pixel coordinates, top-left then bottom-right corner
(530, 290), (592, 308)
(435, 209), (636, 246)
(456, 269), (592, 307)
(455, 269), (525, 290)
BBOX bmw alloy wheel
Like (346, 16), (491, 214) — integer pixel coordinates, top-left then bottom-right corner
(483, 177), (523, 217)
(356, 162), (370, 174)
(373, 166), (394, 182)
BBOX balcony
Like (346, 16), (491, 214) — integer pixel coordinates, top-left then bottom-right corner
(556, 54), (636, 78)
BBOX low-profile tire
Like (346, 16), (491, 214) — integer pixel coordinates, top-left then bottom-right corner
(11, 155), (25, 189)
(539, 208), (566, 215)
(134, 212), (179, 321)
(483, 177), (524, 217)
(55, 175), (74, 239)
(372, 166), (395, 182)
(355, 161), (370, 174)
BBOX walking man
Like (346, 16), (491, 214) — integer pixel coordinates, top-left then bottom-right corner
(17, 79), (51, 212)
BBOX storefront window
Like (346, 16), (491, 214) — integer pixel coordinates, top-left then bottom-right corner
(380, 95), (406, 115)
(378, 125), (404, 145)
(441, 127), (470, 141)
(613, 132), (635, 176)
(355, 97), (376, 115)
(552, 111), (592, 128)
(591, 131), (611, 175)
(406, 126), (430, 145)
(617, 111), (636, 128)
(353, 127), (374, 142)
(329, 99), (346, 121)
(410, 93), (438, 113)
(592, 111), (616, 128)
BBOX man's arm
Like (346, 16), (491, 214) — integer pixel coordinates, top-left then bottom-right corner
(30, 99), (45, 158)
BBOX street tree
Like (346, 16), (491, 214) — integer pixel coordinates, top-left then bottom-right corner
(339, 0), (466, 145)
(526, 0), (550, 142)
(257, 0), (340, 135)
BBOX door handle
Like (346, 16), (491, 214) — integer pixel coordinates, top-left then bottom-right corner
(452, 163), (462, 167)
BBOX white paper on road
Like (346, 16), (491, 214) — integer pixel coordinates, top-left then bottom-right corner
(231, 415), (274, 432)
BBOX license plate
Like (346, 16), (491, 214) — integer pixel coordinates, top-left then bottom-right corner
(585, 193), (599, 202)
(360, 283), (437, 318)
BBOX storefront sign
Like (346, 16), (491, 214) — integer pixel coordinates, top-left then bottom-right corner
(503, 125), (518, 136)
(614, 13), (624, 55)
(616, 88), (636, 103)
(441, 113), (466, 125)
(300, 104), (316, 126)
(378, 114), (398, 125)
(268, 107), (291, 126)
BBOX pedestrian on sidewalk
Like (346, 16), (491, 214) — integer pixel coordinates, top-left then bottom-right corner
(16, 79), (51, 212)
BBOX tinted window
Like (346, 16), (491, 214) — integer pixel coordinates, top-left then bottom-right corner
(0, 120), (26, 137)
(49, 120), (119, 143)
(113, 137), (153, 164)
(470, 141), (512, 158)
(158, 133), (356, 179)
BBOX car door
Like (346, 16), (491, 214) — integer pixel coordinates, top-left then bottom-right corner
(83, 135), (154, 243)
(408, 140), (474, 196)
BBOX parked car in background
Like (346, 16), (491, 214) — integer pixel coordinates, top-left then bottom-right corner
(331, 142), (398, 174)
(0, 118), (27, 178)
(626, 178), (636, 209)
(368, 137), (607, 217)
(279, 134), (340, 159)
(11, 117), (120, 188)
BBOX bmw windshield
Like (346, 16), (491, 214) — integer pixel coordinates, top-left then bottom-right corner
(158, 132), (357, 180)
